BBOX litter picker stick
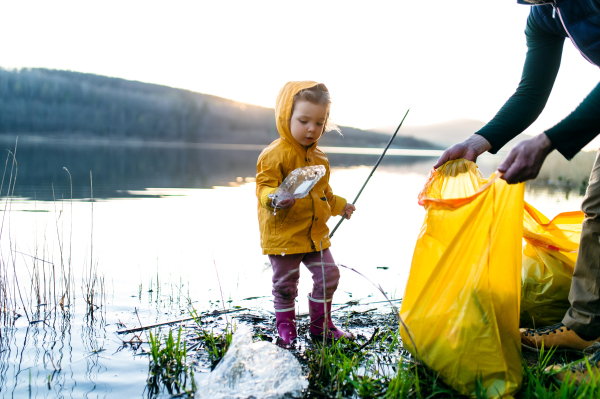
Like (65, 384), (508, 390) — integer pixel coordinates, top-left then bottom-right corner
(329, 108), (410, 239)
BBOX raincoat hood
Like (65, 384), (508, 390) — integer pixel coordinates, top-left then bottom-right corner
(275, 81), (324, 154)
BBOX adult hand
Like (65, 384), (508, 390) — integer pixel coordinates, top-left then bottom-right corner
(497, 133), (554, 184)
(434, 135), (492, 169)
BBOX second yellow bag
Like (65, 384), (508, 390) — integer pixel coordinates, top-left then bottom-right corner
(400, 160), (523, 398)
(520, 203), (583, 328)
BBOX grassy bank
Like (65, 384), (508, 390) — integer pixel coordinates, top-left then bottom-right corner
(137, 305), (600, 398)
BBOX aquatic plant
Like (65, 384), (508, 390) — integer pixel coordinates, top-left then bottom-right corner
(198, 323), (235, 368)
(146, 326), (195, 397)
(0, 142), (22, 324)
(0, 145), (104, 326)
(81, 171), (105, 319)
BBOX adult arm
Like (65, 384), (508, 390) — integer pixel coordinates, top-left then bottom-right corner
(475, 12), (565, 153)
(435, 12), (564, 168)
(497, 80), (600, 183)
(544, 82), (600, 159)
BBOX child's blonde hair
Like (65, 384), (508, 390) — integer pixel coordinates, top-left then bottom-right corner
(291, 83), (341, 134)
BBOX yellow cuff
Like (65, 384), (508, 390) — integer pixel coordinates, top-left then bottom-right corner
(331, 195), (347, 216)
(260, 187), (278, 210)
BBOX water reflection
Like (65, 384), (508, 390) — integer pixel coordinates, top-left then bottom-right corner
(0, 289), (197, 398)
(1, 136), (454, 200)
(6, 139), (257, 200)
(3, 136), (587, 200)
(3, 136), (595, 200)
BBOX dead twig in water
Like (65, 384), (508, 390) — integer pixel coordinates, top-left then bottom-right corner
(117, 308), (247, 334)
(354, 327), (380, 352)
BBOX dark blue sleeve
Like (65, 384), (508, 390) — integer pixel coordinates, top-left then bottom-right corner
(475, 12), (565, 153)
(544, 82), (600, 159)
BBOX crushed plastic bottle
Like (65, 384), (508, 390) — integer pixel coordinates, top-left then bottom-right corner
(195, 326), (307, 399)
(268, 165), (326, 208)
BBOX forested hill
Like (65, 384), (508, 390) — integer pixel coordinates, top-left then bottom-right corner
(0, 68), (439, 149)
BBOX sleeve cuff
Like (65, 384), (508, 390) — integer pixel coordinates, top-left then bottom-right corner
(544, 130), (577, 160)
(474, 132), (501, 155)
(260, 187), (277, 210)
(331, 195), (347, 216)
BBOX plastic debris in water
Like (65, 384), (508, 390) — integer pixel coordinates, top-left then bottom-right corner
(195, 326), (307, 398)
(268, 165), (326, 208)
(281, 252), (285, 256)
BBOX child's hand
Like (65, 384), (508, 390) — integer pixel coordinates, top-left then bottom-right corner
(274, 198), (296, 209)
(341, 203), (356, 219)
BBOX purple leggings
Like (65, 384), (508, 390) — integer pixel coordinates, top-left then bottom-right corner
(269, 248), (340, 310)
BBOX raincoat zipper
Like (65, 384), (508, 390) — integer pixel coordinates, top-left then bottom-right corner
(555, 3), (596, 65)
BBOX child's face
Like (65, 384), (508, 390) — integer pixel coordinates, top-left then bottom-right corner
(289, 100), (329, 147)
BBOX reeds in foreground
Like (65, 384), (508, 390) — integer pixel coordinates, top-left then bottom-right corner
(0, 138), (104, 326)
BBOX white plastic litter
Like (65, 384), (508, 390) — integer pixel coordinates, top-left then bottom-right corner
(268, 165), (326, 207)
(195, 326), (307, 399)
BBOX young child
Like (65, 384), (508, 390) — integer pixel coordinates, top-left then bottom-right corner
(256, 81), (355, 345)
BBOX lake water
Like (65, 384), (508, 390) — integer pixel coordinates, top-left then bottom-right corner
(0, 137), (588, 398)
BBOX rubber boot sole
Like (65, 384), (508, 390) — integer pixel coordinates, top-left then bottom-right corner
(275, 337), (296, 349)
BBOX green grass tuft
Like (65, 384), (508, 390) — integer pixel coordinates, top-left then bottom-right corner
(146, 326), (195, 397)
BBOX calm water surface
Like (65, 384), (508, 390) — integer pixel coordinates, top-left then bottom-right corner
(0, 139), (587, 397)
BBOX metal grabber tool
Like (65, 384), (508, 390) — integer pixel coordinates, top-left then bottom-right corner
(329, 108), (410, 238)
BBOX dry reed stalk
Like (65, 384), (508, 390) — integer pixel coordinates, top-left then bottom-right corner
(0, 146), (13, 323)
(51, 182), (73, 314)
(2, 143), (32, 322)
(0, 138), (102, 327)
(320, 244), (328, 350)
(90, 170), (93, 297)
(0, 146), (74, 324)
(63, 167), (73, 306)
(212, 254), (229, 325)
(80, 170), (104, 319)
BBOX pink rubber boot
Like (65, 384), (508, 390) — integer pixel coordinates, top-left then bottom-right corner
(275, 308), (297, 346)
(308, 294), (354, 341)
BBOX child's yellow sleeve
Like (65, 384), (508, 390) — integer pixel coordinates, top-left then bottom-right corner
(256, 152), (282, 210)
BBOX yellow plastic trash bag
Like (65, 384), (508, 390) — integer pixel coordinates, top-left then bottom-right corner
(400, 160), (523, 398)
(520, 203), (583, 328)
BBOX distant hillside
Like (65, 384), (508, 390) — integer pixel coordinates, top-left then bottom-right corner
(0, 68), (439, 150)
(372, 118), (532, 150)
(372, 119), (487, 148)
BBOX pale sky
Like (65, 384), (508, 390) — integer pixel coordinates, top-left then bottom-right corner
(1, 1), (598, 137)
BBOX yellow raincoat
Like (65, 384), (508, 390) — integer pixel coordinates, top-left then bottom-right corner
(256, 81), (346, 255)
